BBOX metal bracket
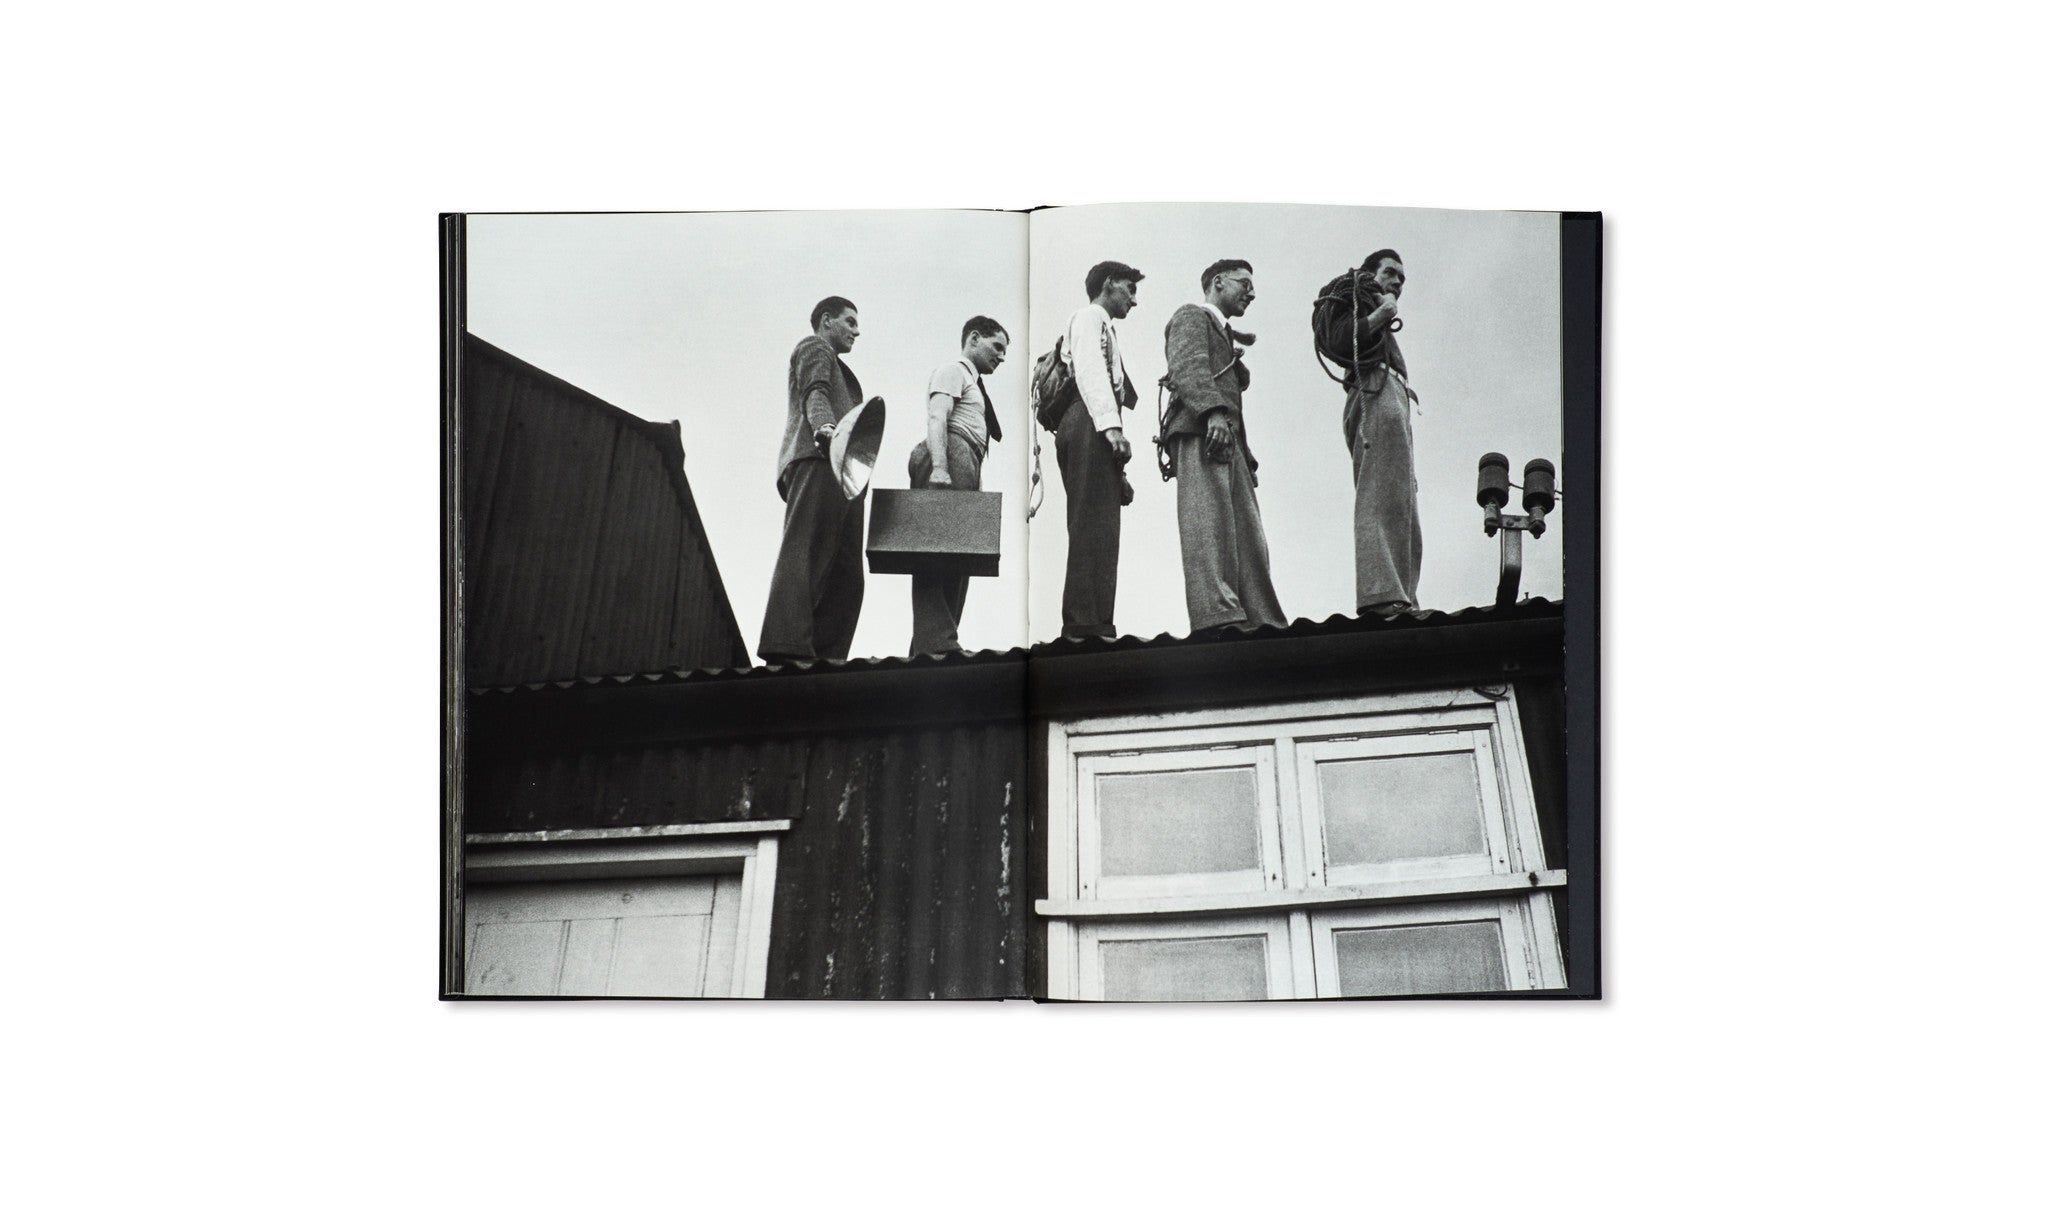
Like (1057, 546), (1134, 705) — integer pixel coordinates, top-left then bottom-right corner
(1485, 510), (1548, 607)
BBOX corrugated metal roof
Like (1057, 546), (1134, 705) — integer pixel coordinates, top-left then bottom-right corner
(460, 334), (750, 685)
(468, 598), (1563, 694)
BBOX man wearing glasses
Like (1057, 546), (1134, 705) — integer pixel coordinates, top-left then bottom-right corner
(1158, 258), (1286, 635)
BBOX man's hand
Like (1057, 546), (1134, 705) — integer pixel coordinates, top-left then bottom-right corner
(1104, 426), (1132, 464)
(813, 423), (836, 457)
(928, 468), (953, 489)
(1203, 414), (1235, 462)
(1369, 294), (1399, 326)
(1120, 473), (1135, 507)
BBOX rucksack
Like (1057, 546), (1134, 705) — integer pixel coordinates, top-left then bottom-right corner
(1031, 336), (1077, 431)
(1310, 267), (1396, 383)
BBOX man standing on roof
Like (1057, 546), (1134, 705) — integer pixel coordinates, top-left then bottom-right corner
(760, 296), (881, 664)
(1056, 260), (1142, 640)
(1160, 258), (1286, 635)
(1316, 249), (1422, 618)
(907, 315), (1009, 656)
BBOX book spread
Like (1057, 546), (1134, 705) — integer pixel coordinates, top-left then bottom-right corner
(443, 203), (1600, 1001)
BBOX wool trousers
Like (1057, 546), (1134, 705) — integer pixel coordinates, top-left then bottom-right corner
(759, 457), (866, 661)
(1055, 403), (1122, 639)
(1346, 377), (1423, 612)
(1170, 433), (1286, 633)
(906, 433), (983, 655)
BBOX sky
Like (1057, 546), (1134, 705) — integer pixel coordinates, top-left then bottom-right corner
(465, 205), (1562, 662)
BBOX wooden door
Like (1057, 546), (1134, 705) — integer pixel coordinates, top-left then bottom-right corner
(465, 874), (742, 997)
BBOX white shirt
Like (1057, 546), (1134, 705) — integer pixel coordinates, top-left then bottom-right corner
(1063, 303), (1128, 433)
(925, 357), (990, 459)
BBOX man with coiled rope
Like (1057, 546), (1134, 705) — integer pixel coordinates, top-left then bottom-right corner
(1313, 249), (1422, 618)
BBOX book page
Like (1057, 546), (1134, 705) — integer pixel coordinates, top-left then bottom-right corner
(449, 206), (1592, 1003)
(1025, 202), (1562, 644)
(466, 209), (1032, 664)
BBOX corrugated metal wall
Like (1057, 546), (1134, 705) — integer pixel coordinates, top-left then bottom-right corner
(466, 719), (1028, 1000)
(1514, 675), (1568, 868)
(765, 723), (1026, 1000)
(461, 334), (749, 685)
(467, 732), (816, 831)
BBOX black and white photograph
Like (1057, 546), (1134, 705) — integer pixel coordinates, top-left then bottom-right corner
(445, 203), (1598, 1000)
(17, 6), (2044, 1207)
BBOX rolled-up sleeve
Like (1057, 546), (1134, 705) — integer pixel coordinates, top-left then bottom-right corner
(1069, 308), (1122, 433)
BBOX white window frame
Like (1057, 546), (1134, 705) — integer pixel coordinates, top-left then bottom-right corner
(1077, 913), (1305, 1001)
(1295, 727), (1513, 888)
(1078, 745), (1284, 901)
(1309, 896), (1561, 997)
(1042, 689), (1563, 1000)
(463, 821), (787, 998)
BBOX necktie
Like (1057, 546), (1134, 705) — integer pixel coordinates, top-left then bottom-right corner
(979, 376), (1001, 444)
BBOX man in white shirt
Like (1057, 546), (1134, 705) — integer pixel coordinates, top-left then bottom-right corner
(907, 316), (1009, 655)
(1056, 260), (1142, 640)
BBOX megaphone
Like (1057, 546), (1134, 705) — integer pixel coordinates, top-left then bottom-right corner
(829, 396), (887, 500)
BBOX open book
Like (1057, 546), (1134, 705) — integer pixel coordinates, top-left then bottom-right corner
(443, 203), (1600, 1002)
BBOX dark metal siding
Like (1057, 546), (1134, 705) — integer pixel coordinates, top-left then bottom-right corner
(464, 720), (1028, 1000)
(461, 334), (748, 685)
(466, 733), (816, 832)
(765, 723), (1027, 1000)
(1513, 675), (1568, 869)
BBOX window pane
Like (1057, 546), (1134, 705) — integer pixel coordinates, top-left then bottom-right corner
(1101, 935), (1269, 1002)
(1318, 751), (1485, 865)
(1097, 766), (1260, 877)
(1331, 920), (1507, 996)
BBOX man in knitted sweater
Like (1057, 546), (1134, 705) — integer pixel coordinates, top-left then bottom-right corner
(1159, 259), (1286, 634)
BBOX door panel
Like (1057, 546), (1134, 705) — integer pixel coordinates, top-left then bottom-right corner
(466, 874), (734, 996)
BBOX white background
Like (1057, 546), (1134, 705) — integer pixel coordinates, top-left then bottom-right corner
(6, 2), (2042, 1210)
